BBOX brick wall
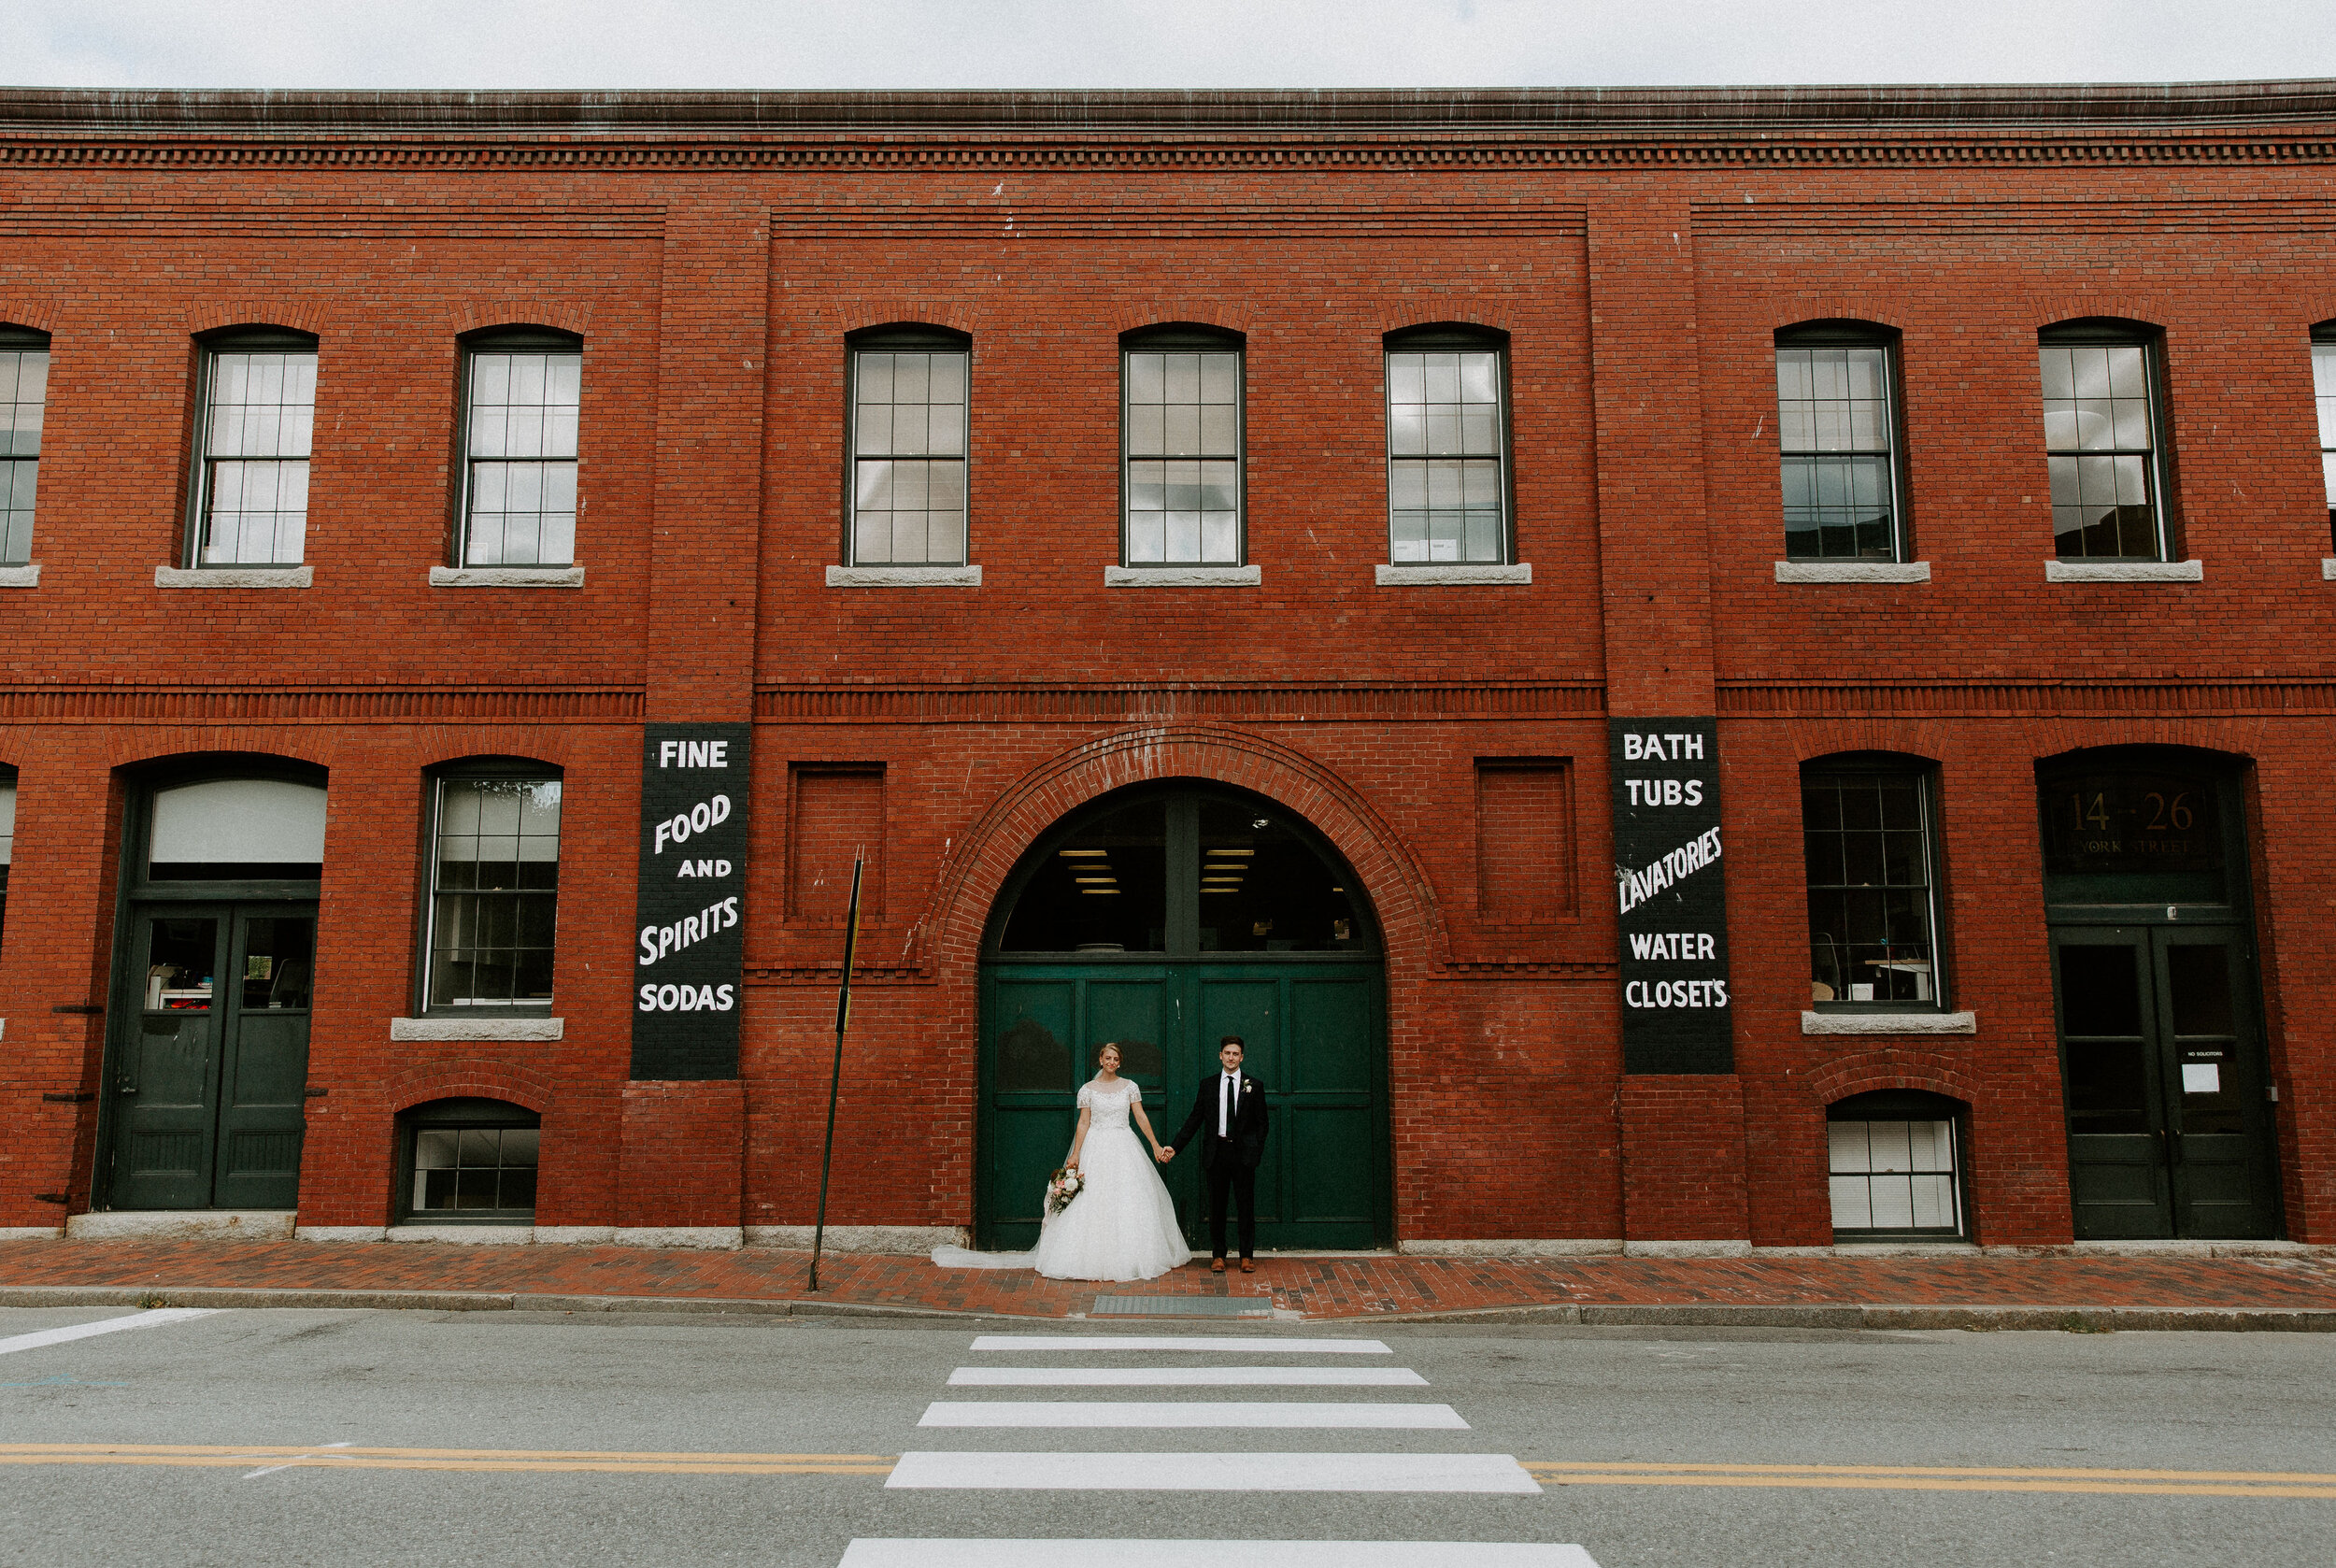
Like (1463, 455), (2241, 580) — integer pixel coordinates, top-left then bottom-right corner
(2, 87), (2333, 1247)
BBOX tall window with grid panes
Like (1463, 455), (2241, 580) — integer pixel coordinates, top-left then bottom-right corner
(0, 328), (48, 565)
(190, 330), (317, 567)
(1802, 756), (1945, 1011)
(1384, 328), (1511, 565)
(2039, 322), (2172, 562)
(458, 331), (581, 568)
(848, 328), (969, 566)
(1774, 325), (1905, 561)
(2313, 325), (2336, 551)
(422, 768), (563, 1014)
(1122, 327), (1243, 566)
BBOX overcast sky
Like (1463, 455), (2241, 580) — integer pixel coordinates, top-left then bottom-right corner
(17, 1), (2336, 91)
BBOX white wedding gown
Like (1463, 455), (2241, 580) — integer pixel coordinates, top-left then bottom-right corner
(931, 1077), (1192, 1282)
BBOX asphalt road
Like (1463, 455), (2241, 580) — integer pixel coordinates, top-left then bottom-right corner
(1, 1304), (2330, 1567)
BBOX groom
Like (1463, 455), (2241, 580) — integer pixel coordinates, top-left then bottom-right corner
(1161, 1034), (1269, 1272)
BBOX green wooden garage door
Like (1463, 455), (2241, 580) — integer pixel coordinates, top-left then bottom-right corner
(977, 960), (1388, 1252)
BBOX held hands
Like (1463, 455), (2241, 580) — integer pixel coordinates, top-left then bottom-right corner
(1155, 1146), (1175, 1163)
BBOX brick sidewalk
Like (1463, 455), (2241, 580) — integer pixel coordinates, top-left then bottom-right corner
(4, 1240), (2335, 1319)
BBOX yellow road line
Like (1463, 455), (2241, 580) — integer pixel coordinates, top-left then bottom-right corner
(1525, 1459), (2336, 1485)
(0, 1445), (894, 1475)
(1522, 1461), (2336, 1500)
(0, 1458), (888, 1467)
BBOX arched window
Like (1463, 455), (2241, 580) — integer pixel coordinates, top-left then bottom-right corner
(420, 759), (563, 1013)
(1828, 1089), (1968, 1240)
(847, 324), (970, 567)
(188, 326), (319, 569)
(1773, 321), (1905, 563)
(1, 325), (51, 566)
(0, 764), (16, 945)
(1121, 324), (1244, 567)
(2038, 319), (2174, 563)
(2309, 321), (2336, 552)
(1383, 324), (1512, 567)
(1802, 753), (1945, 1010)
(457, 327), (582, 568)
(396, 1097), (541, 1224)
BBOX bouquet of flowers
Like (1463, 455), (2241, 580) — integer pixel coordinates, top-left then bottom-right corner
(1045, 1165), (1086, 1219)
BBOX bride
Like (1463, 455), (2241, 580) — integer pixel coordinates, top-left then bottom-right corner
(932, 1043), (1192, 1282)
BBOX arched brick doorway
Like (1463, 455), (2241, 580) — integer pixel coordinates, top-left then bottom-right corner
(975, 780), (1391, 1252)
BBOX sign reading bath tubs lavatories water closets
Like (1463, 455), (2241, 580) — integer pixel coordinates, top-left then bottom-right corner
(631, 723), (751, 1080)
(1608, 717), (1734, 1075)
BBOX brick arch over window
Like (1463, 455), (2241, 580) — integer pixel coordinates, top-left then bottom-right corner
(389, 1063), (555, 1116)
(0, 299), (59, 335)
(2026, 299), (2169, 335)
(185, 303), (329, 338)
(1806, 1048), (1983, 1108)
(836, 304), (980, 338)
(1769, 300), (1909, 334)
(925, 724), (1446, 974)
(119, 744), (332, 776)
(1109, 306), (1253, 337)
(452, 302), (594, 339)
(1384, 310), (1508, 336)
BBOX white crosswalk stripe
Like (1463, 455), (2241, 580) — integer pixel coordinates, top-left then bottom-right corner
(887, 1449), (1542, 1492)
(969, 1334), (1391, 1354)
(919, 1400), (1469, 1429)
(947, 1364), (1429, 1387)
(840, 1544), (1599, 1567)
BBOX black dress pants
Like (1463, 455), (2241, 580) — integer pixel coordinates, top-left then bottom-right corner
(1205, 1156), (1258, 1259)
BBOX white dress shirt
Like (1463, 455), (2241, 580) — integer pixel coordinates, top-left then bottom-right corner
(1218, 1071), (1240, 1136)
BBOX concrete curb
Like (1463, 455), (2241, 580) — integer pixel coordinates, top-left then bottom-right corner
(3, 1286), (2330, 1331)
(1362, 1302), (2336, 1332)
(0, 1285), (1004, 1321)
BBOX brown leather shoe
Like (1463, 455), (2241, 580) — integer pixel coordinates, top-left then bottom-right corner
(1240, 1260), (1256, 1273)
(1210, 1258), (1226, 1273)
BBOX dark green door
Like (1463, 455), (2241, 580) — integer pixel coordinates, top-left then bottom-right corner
(2051, 924), (2277, 1239)
(978, 959), (1386, 1251)
(107, 905), (315, 1210)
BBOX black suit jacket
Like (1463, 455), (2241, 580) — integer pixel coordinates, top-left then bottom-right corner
(1172, 1073), (1270, 1170)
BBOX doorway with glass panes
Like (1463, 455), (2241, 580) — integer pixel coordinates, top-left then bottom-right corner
(2039, 748), (2280, 1239)
(98, 764), (325, 1212)
(976, 783), (1390, 1252)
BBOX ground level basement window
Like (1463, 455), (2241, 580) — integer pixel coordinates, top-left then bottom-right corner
(1827, 1089), (1968, 1241)
(396, 1098), (540, 1224)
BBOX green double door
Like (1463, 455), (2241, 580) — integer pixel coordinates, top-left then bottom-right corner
(2051, 923), (2278, 1239)
(978, 960), (1388, 1251)
(104, 904), (316, 1211)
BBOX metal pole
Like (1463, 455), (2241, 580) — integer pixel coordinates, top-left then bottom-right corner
(806, 857), (864, 1293)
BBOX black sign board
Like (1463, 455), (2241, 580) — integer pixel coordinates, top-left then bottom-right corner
(631, 723), (751, 1080)
(1609, 717), (1733, 1075)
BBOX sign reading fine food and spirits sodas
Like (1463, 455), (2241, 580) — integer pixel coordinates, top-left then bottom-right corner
(630, 723), (751, 1080)
(1609, 718), (1734, 1075)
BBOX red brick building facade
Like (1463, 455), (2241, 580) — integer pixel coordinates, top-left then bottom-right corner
(3, 83), (2333, 1252)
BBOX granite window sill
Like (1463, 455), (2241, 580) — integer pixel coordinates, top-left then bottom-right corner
(2321, 558), (2336, 581)
(0, 563), (39, 588)
(1104, 564), (1261, 587)
(156, 564), (312, 589)
(1775, 561), (1931, 584)
(431, 565), (586, 588)
(1802, 1010), (1977, 1035)
(390, 1016), (563, 1042)
(828, 564), (982, 587)
(1375, 563), (1532, 586)
(2044, 560), (2201, 583)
